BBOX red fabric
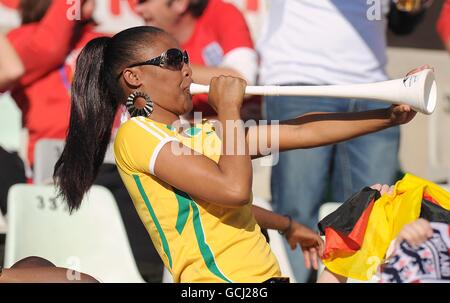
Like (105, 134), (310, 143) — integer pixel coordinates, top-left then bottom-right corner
(182, 0), (254, 116)
(246, 0), (259, 11)
(423, 193), (441, 206)
(323, 199), (376, 259)
(437, 0), (450, 46)
(6, 0), (104, 165)
(5, 0), (86, 88)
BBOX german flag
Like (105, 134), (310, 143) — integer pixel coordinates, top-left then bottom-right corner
(318, 174), (450, 281)
(318, 187), (380, 259)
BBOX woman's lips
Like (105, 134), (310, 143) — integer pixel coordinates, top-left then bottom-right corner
(182, 79), (193, 93)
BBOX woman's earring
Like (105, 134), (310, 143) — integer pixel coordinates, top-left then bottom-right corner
(126, 91), (154, 118)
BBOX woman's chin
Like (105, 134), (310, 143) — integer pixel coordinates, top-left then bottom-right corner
(184, 97), (193, 114)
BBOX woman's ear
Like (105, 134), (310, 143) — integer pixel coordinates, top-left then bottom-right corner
(122, 68), (143, 88)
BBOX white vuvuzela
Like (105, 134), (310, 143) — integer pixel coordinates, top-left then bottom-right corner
(190, 69), (437, 115)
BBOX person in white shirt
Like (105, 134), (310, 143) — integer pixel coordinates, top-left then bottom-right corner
(257, 0), (430, 282)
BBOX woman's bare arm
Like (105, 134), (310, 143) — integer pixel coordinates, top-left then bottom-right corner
(247, 105), (415, 159)
(155, 76), (253, 208)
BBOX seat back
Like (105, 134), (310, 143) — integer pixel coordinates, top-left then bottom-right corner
(4, 184), (145, 282)
(33, 139), (65, 184)
(317, 202), (341, 280)
(318, 202), (342, 223)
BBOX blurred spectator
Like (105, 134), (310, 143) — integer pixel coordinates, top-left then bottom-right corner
(3, 0), (163, 282)
(437, 0), (450, 52)
(0, 144), (26, 215)
(379, 220), (449, 283)
(258, 0), (430, 282)
(0, 33), (26, 216)
(135, 0), (260, 119)
(5, 0), (99, 167)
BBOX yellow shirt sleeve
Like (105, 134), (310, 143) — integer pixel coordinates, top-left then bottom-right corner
(114, 117), (179, 175)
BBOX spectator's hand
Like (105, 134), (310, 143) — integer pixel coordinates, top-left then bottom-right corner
(395, 218), (433, 248)
(406, 64), (434, 76)
(370, 184), (395, 195)
(386, 64), (435, 126)
(285, 221), (324, 270)
(81, 0), (96, 21)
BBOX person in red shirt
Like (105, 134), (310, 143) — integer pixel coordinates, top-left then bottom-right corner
(5, 0), (99, 167)
(135, 0), (259, 117)
(4, 0), (163, 282)
(437, 0), (450, 52)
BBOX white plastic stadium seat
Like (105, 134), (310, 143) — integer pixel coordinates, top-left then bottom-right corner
(4, 184), (145, 283)
(162, 267), (173, 283)
(252, 196), (297, 283)
(317, 202), (342, 280)
(318, 202), (342, 224)
(33, 139), (65, 184)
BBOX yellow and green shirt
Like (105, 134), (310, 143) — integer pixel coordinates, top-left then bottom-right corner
(114, 116), (281, 282)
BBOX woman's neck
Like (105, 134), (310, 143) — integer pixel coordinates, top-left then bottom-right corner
(148, 109), (180, 126)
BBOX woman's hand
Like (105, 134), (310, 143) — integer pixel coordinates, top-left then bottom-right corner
(208, 76), (247, 114)
(387, 104), (417, 126)
(285, 221), (324, 270)
(386, 65), (434, 126)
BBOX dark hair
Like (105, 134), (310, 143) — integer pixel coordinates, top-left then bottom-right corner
(19, 0), (52, 24)
(54, 26), (165, 212)
(188, 0), (208, 17)
(166, 0), (208, 17)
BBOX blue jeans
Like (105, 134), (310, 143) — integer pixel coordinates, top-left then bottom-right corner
(264, 92), (400, 282)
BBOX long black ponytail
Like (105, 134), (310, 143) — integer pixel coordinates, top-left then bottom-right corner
(54, 26), (165, 212)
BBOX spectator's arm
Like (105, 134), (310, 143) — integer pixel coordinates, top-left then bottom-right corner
(190, 64), (246, 85)
(252, 205), (324, 270)
(0, 33), (24, 91)
(9, 0), (86, 86)
(220, 47), (258, 85)
(437, 0), (450, 52)
(191, 2), (257, 85)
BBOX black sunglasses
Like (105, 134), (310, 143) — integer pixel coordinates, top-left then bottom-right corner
(131, 48), (189, 70)
(117, 48), (189, 79)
